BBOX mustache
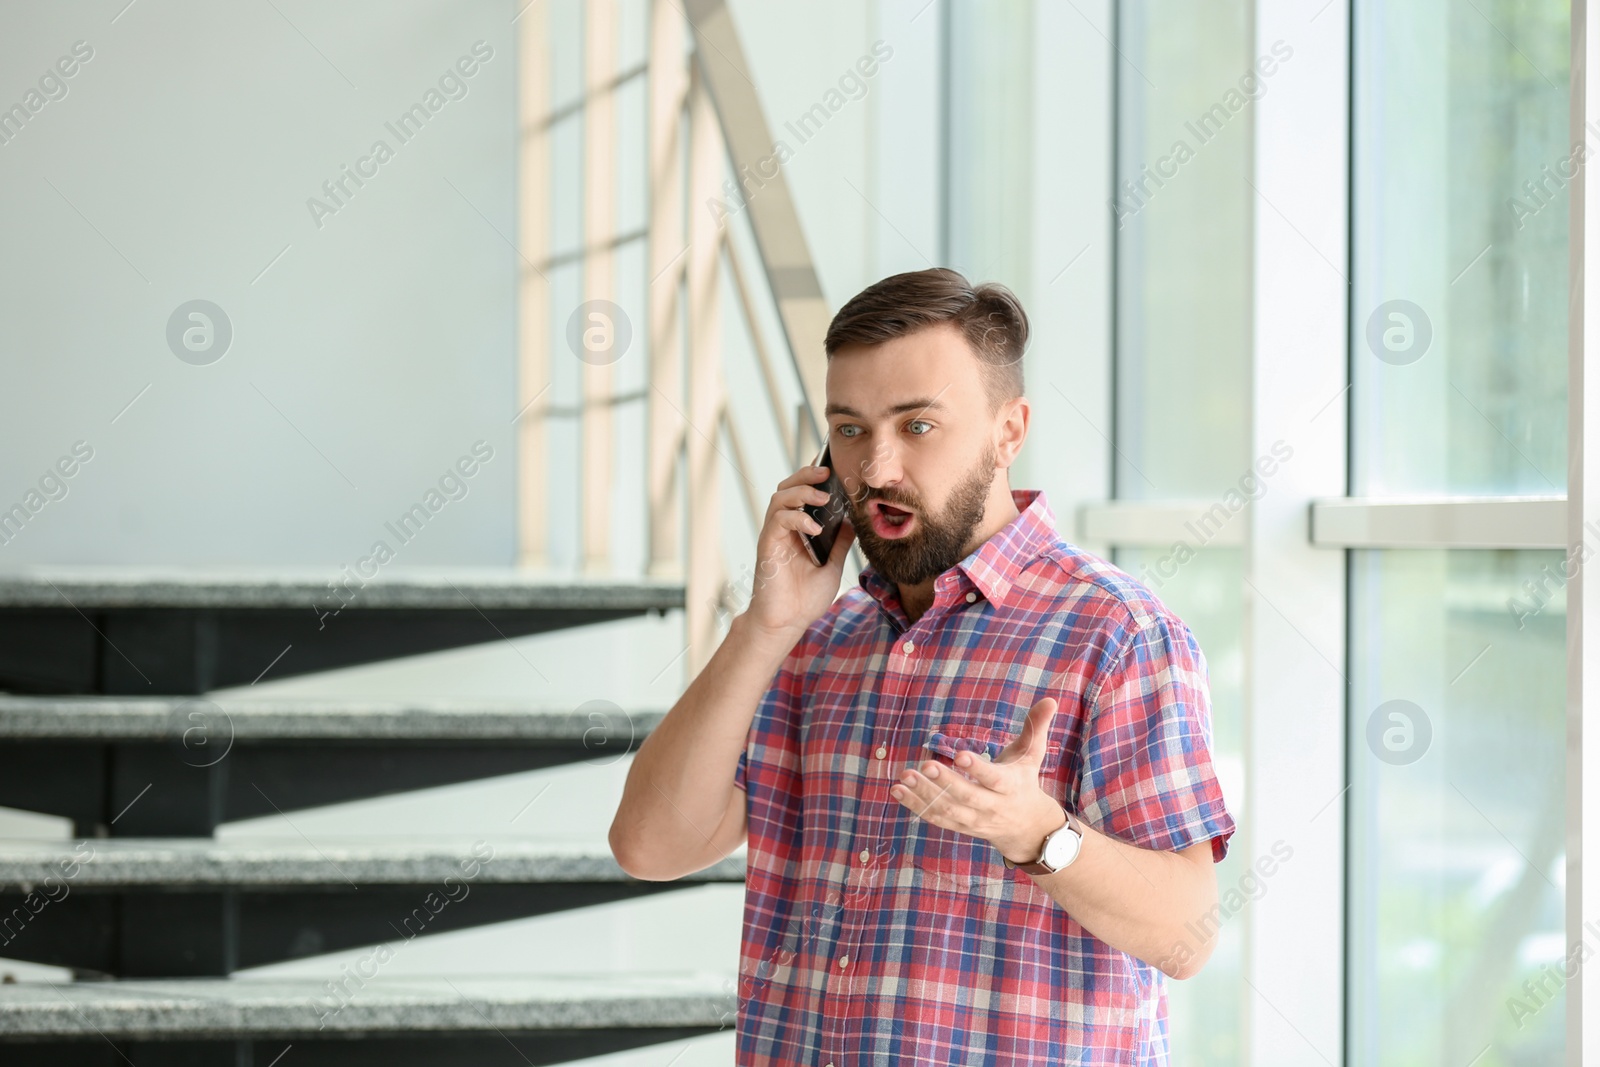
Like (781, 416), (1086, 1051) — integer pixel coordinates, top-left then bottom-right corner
(856, 488), (918, 511)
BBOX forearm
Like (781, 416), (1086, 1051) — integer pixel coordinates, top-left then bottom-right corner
(609, 610), (798, 876)
(1027, 822), (1218, 979)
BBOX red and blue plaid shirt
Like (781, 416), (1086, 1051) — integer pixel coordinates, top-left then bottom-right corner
(732, 487), (1236, 1065)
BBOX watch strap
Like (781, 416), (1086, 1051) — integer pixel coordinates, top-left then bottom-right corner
(1002, 805), (1079, 874)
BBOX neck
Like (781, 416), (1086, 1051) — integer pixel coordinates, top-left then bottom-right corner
(897, 484), (1021, 623)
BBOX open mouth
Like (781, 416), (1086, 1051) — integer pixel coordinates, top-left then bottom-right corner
(869, 499), (916, 538)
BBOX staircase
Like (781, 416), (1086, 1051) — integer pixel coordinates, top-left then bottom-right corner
(0, 571), (743, 1065)
(0, 0), (840, 1061)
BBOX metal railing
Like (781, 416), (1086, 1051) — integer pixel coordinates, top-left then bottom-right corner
(514, 0), (837, 674)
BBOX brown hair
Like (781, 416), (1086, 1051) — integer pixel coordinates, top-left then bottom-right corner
(823, 267), (1028, 412)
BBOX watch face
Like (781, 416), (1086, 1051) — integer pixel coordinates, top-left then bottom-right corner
(1043, 825), (1082, 869)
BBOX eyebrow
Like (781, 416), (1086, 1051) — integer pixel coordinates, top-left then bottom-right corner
(824, 397), (949, 419)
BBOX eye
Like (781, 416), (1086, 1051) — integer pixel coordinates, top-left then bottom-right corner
(907, 420), (932, 435)
(836, 424), (860, 438)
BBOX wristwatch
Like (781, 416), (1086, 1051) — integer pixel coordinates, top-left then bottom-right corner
(1001, 805), (1084, 875)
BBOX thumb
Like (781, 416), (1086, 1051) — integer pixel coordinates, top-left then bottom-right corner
(1000, 696), (1058, 764)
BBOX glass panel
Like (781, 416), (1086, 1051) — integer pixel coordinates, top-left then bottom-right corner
(1115, 546), (1245, 1066)
(1351, 0), (1569, 496)
(945, 0), (1034, 287)
(1113, 5), (1255, 1060)
(1113, 0), (1253, 499)
(1347, 549), (1566, 1064)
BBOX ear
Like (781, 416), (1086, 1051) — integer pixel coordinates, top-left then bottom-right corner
(995, 395), (1028, 467)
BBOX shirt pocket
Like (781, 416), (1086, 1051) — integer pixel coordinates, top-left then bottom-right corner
(925, 717), (1064, 776)
(905, 724), (1066, 895)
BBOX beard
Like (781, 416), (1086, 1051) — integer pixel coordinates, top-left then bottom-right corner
(849, 441), (999, 587)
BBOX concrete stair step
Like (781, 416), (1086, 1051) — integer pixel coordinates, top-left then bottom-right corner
(0, 697), (663, 836)
(0, 566), (684, 694)
(0, 566), (684, 611)
(0, 973), (734, 1064)
(0, 839), (741, 977)
(0, 695), (666, 741)
(0, 837), (741, 888)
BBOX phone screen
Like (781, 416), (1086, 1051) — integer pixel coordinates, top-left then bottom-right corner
(801, 443), (848, 566)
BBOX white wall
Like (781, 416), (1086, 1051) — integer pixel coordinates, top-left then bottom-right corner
(0, 0), (516, 569)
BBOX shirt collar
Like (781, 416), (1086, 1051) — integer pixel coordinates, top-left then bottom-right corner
(857, 488), (1058, 612)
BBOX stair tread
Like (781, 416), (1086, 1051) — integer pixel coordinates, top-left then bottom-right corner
(0, 972), (737, 1037)
(0, 566), (683, 610)
(0, 838), (744, 886)
(0, 696), (666, 740)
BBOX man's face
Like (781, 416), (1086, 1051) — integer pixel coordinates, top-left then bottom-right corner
(823, 322), (1009, 587)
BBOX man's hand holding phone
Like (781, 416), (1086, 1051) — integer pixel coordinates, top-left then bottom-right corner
(743, 459), (856, 646)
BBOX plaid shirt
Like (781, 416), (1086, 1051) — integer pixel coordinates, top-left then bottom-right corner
(732, 487), (1236, 1065)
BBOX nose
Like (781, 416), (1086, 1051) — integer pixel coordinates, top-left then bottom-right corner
(857, 440), (903, 495)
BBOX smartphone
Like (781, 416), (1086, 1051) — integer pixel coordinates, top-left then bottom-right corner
(801, 442), (849, 566)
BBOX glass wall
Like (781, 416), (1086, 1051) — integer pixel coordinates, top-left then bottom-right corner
(1349, 1), (1570, 1063)
(1347, 550), (1566, 1063)
(1113, 3), (1253, 1063)
(1351, 0), (1568, 496)
(1114, 546), (1245, 1063)
(1114, 0), (1252, 501)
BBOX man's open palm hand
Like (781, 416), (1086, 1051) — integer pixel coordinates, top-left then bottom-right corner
(891, 695), (1067, 864)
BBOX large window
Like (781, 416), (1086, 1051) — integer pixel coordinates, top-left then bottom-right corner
(1113, 1), (1252, 502)
(1347, 549), (1566, 1062)
(1349, 1), (1570, 1063)
(1113, 3), (1253, 1063)
(1351, 0), (1568, 497)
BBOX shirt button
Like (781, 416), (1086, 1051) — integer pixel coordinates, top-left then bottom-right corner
(875, 745), (887, 759)
(839, 955), (849, 968)
(903, 639), (914, 654)
(965, 591), (977, 603)
(859, 848), (870, 864)
(981, 750), (992, 761)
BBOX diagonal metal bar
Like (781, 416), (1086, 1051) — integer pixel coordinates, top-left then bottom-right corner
(721, 229), (795, 464)
(681, 0), (832, 443)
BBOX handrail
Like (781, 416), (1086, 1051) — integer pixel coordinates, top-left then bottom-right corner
(682, 0), (833, 447)
(721, 230), (794, 466)
(517, 0), (843, 674)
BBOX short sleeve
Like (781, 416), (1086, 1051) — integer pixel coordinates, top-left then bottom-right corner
(734, 633), (807, 800)
(1075, 611), (1236, 862)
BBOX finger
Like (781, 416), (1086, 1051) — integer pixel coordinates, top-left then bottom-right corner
(774, 508), (823, 538)
(770, 482), (832, 518)
(774, 464), (832, 492)
(998, 696), (1058, 764)
(893, 759), (984, 818)
(891, 771), (972, 831)
(949, 746), (1010, 789)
